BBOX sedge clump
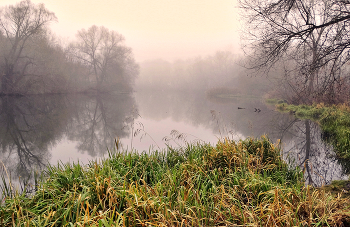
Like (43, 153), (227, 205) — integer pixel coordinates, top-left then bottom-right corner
(1, 137), (349, 226)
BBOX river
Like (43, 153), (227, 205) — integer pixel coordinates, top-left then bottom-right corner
(0, 90), (347, 193)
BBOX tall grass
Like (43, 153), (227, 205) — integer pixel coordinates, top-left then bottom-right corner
(1, 137), (349, 226)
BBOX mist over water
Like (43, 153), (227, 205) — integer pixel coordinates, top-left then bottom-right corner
(0, 1), (348, 196)
(0, 87), (347, 189)
(0, 45), (347, 190)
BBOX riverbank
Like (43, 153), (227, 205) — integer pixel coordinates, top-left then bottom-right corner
(1, 137), (349, 226)
(267, 99), (350, 197)
(268, 100), (350, 172)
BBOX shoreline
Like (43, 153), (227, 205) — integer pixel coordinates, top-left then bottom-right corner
(1, 137), (349, 226)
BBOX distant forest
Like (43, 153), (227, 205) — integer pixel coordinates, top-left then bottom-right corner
(136, 52), (272, 97)
(0, 0), (273, 98)
(0, 0), (138, 95)
(3, 0), (350, 105)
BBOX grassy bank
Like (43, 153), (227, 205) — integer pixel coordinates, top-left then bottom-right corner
(271, 101), (350, 172)
(1, 137), (349, 226)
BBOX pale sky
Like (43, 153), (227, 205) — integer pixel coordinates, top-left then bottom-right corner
(1, 0), (242, 62)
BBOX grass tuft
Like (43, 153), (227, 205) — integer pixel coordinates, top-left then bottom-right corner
(1, 137), (349, 226)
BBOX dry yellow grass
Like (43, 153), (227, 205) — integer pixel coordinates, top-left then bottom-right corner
(1, 137), (350, 226)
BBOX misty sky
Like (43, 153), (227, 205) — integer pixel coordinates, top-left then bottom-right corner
(1, 0), (242, 62)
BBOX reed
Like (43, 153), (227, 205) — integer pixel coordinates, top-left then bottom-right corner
(1, 137), (349, 226)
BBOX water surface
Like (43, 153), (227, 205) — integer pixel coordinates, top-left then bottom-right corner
(0, 91), (347, 191)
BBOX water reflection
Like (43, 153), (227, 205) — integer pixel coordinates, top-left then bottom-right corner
(135, 91), (348, 186)
(135, 90), (272, 138)
(0, 93), (136, 192)
(0, 95), (67, 190)
(280, 119), (347, 186)
(0, 91), (348, 192)
(65, 93), (137, 156)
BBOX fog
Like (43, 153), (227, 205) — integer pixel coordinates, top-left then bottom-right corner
(1, 0), (241, 62)
(1, 0), (349, 190)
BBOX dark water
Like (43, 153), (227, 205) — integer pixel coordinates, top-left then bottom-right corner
(0, 91), (347, 193)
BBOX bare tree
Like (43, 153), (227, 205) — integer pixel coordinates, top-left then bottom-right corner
(0, 0), (57, 94)
(70, 25), (139, 91)
(240, 0), (350, 103)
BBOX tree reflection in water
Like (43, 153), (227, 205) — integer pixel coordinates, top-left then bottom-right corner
(0, 93), (137, 193)
(136, 90), (348, 186)
(278, 119), (347, 186)
(66, 93), (137, 156)
(0, 95), (67, 192)
(0, 91), (348, 193)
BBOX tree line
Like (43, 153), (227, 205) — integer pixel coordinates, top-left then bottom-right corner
(136, 51), (239, 91)
(137, 0), (350, 104)
(0, 0), (138, 95)
(5, 0), (349, 104)
(136, 50), (273, 99)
